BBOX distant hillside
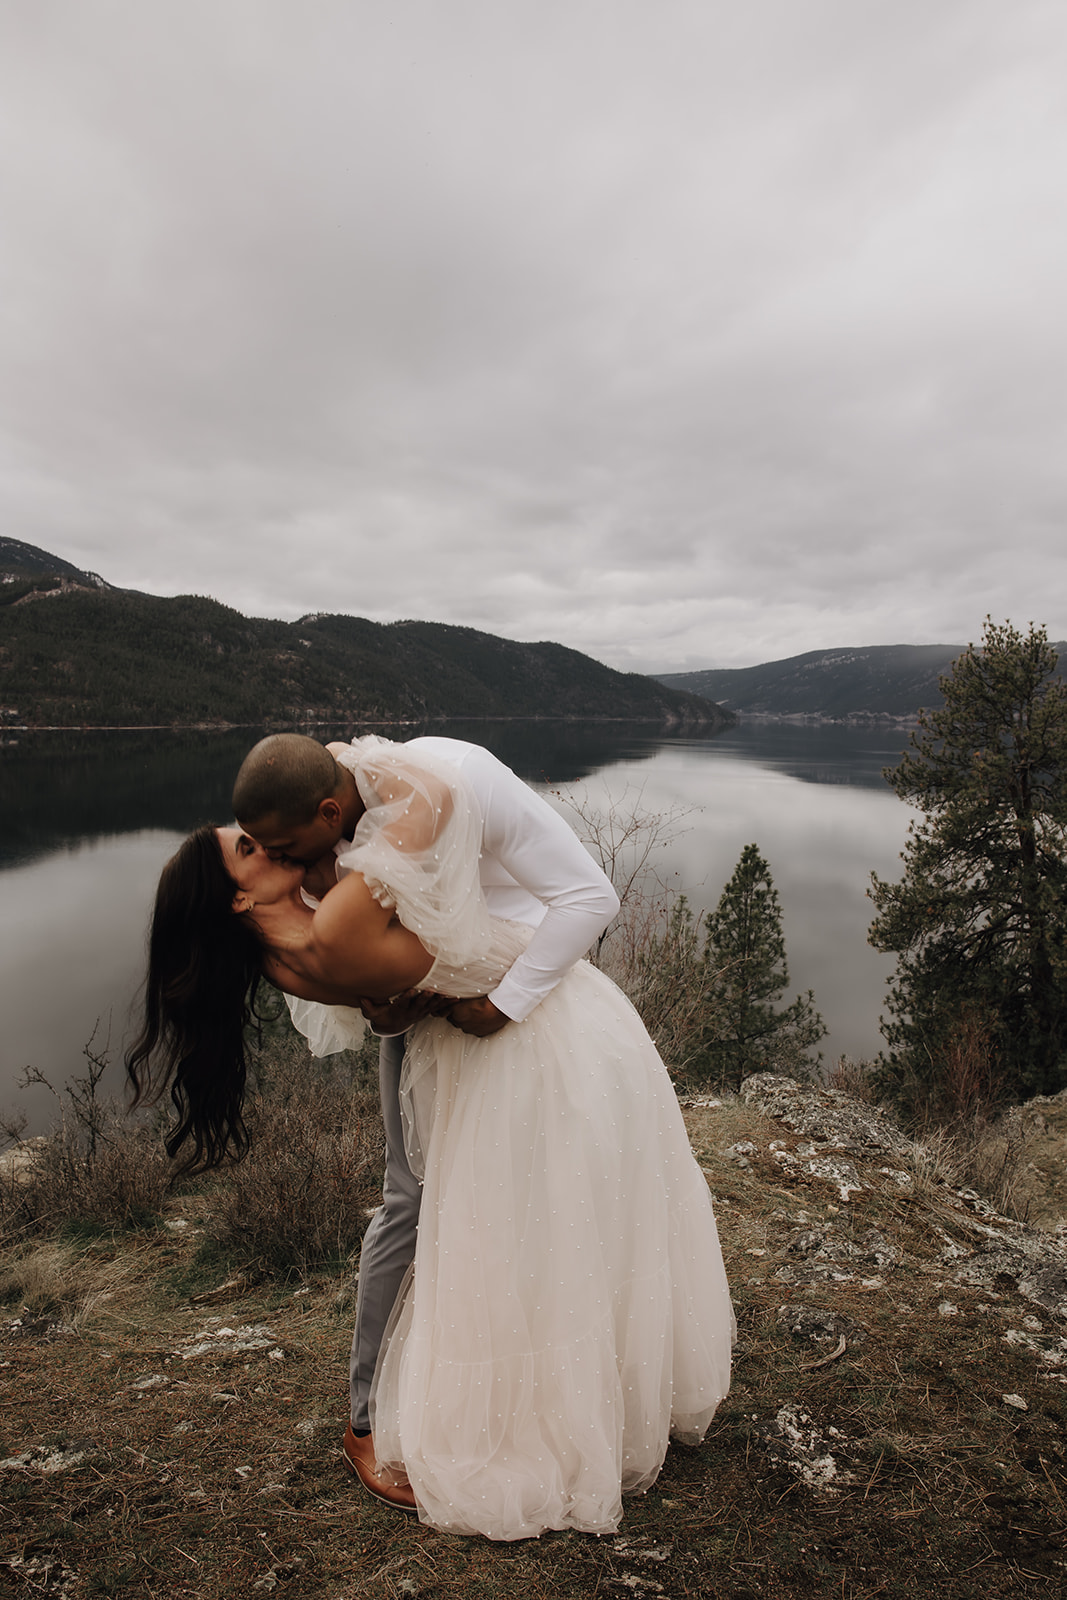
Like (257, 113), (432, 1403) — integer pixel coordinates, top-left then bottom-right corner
(654, 642), (1067, 720)
(0, 536), (111, 595)
(0, 541), (725, 729)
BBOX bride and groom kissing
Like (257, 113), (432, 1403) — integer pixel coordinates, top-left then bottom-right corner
(128, 730), (734, 1541)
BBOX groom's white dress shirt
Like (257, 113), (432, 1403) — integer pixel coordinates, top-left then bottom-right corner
(380, 736), (620, 1019)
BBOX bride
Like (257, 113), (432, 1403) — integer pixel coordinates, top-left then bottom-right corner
(128, 738), (734, 1541)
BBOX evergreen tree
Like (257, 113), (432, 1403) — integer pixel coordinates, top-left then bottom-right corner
(701, 843), (825, 1088)
(869, 619), (1067, 1110)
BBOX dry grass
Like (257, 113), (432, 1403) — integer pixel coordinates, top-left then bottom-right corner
(1, 1026), (384, 1279)
(0, 1240), (79, 1320)
(198, 1035), (383, 1278)
(896, 1109), (1031, 1225)
(0, 1085), (174, 1245)
(822, 1053), (1036, 1227)
(824, 1056), (878, 1101)
(3, 1081), (1066, 1599)
(0, 1238), (150, 1332)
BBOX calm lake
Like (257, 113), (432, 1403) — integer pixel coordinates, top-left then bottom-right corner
(0, 720), (916, 1132)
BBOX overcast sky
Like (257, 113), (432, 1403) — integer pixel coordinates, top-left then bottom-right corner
(2, 1), (1066, 672)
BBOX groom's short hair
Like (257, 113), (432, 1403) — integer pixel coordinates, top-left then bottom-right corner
(232, 734), (340, 826)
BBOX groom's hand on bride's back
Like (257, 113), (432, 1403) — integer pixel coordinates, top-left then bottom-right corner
(357, 991), (509, 1038)
(357, 989), (442, 1034)
(442, 997), (509, 1037)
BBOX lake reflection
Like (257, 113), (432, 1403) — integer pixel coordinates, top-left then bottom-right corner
(0, 720), (915, 1131)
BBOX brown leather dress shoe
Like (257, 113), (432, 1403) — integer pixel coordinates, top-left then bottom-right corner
(342, 1425), (418, 1514)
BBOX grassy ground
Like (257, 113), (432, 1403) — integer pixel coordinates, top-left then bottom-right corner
(3, 1088), (1067, 1599)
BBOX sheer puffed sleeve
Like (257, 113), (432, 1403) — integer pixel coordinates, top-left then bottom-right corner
(333, 736), (493, 969)
(283, 995), (368, 1056)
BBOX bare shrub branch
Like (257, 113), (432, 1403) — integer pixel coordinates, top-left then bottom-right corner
(198, 1031), (383, 1275)
(0, 1032), (173, 1241)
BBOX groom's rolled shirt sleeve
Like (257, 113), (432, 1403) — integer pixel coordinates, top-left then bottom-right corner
(462, 750), (620, 1023)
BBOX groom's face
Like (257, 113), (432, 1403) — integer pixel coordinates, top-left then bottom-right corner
(243, 803), (344, 867)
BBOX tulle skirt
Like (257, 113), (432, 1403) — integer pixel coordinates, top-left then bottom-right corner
(369, 960), (735, 1540)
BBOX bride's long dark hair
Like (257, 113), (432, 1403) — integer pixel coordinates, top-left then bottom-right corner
(126, 825), (264, 1172)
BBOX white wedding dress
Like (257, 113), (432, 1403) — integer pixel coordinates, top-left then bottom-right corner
(286, 738), (734, 1541)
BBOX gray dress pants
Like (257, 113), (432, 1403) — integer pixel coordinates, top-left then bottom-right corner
(349, 1031), (421, 1431)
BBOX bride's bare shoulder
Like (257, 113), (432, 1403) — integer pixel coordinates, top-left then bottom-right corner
(308, 870), (432, 992)
(312, 871), (384, 940)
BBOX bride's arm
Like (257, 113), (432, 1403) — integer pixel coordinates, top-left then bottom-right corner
(264, 872), (434, 1005)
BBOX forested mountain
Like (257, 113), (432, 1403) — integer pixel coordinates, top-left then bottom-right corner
(0, 540), (723, 729)
(655, 642), (1067, 720)
(0, 536), (112, 594)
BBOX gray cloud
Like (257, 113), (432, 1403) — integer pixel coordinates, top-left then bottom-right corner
(1, 0), (1065, 670)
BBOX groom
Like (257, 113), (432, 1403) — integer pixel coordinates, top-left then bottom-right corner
(232, 732), (619, 1511)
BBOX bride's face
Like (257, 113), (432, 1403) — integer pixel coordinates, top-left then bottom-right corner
(216, 827), (305, 909)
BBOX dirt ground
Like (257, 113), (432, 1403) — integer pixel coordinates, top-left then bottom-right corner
(3, 1083), (1067, 1599)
